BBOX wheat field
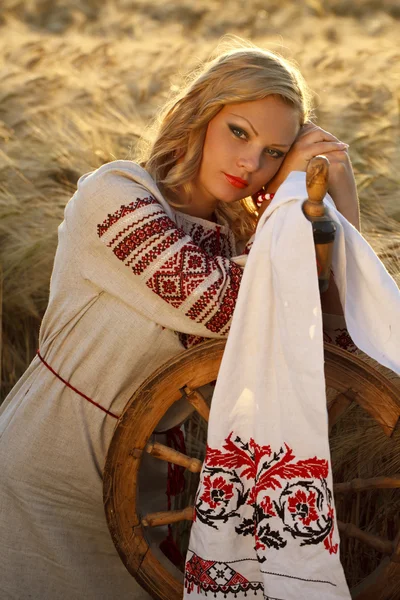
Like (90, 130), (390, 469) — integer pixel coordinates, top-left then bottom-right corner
(1, 0), (399, 395)
(0, 0), (399, 594)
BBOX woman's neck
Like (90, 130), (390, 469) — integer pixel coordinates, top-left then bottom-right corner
(169, 186), (218, 222)
(175, 203), (217, 222)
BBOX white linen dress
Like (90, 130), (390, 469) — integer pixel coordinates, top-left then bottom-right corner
(0, 160), (353, 600)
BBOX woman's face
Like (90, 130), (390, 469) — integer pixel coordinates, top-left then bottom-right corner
(191, 96), (300, 217)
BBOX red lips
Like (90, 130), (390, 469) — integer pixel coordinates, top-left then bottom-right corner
(224, 173), (248, 189)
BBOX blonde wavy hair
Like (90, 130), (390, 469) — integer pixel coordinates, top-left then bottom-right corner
(140, 40), (313, 242)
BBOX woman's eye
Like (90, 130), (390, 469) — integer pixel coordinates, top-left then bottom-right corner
(228, 125), (284, 159)
(265, 148), (284, 159)
(229, 124), (247, 140)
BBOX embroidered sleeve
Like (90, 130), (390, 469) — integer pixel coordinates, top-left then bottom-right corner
(75, 171), (243, 338)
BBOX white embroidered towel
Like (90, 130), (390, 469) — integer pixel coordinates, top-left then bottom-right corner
(184, 171), (400, 600)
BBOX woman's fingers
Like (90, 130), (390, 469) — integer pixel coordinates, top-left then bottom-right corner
(322, 149), (350, 162)
(268, 132), (350, 187)
(304, 141), (348, 160)
(297, 123), (342, 144)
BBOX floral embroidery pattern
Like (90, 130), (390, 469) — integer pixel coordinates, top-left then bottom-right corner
(195, 433), (338, 561)
(97, 196), (243, 335)
(287, 489), (318, 526)
(201, 476), (234, 509)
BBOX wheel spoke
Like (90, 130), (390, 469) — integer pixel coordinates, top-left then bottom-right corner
(141, 506), (194, 527)
(145, 441), (202, 473)
(350, 558), (392, 600)
(338, 520), (394, 555)
(391, 528), (400, 562)
(328, 390), (355, 432)
(183, 386), (210, 422)
(325, 344), (400, 437)
(334, 475), (400, 494)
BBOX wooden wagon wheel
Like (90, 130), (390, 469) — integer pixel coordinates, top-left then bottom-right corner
(104, 340), (400, 600)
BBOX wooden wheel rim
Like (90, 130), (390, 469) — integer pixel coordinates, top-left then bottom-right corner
(103, 341), (400, 600)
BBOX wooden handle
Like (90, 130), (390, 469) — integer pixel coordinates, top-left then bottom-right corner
(302, 155), (336, 293)
(303, 155), (330, 217)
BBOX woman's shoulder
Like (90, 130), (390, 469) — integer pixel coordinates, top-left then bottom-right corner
(77, 160), (156, 198)
(67, 160), (175, 222)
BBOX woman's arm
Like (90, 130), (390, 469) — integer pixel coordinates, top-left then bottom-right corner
(69, 164), (244, 339)
(257, 124), (361, 316)
(321, 151), (360, 315)
(263, 123), (361, 230)
(325, 151), (361, 231)
(320, 274), (344, 316)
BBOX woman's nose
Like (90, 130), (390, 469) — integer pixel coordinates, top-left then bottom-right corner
(237, 149), (262, 173)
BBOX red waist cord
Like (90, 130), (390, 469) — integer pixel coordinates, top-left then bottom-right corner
(37, 350), (119, 419)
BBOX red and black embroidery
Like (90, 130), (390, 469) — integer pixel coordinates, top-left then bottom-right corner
(185, 552), (263, 597)
(97, 196), (243, 335)
(113, 217), (181, 265)
(323, 327), (357, 354)
(146, 244), (212, 306)
(334, 329), (357, 353)
(184, 550), (335, 597)
(178, 333), (207, 350)
(244, 239), (254, 255)
(97, 196), (157, 237)
(177, 218), (236, 260)
(195, 433), (338, 561)
(127, 230), (184, 276)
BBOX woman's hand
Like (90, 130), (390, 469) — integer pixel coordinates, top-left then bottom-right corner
(323, 148), (360, 230)
(263, 123), (360, 230)
(267, 123), (347, 187)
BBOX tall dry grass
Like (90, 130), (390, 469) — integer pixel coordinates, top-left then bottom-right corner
(0, 0), (399, 593)
(1, 0), (399, 396)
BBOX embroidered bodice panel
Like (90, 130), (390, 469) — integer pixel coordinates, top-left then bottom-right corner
(175, 211), (237, 260)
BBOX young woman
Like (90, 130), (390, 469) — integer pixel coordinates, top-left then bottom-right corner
(0, 43), (359, 599)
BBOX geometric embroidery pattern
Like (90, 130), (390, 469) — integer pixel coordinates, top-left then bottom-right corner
(175, 215), (236, 259)
(185, 552), (263, 597)
(97, 195), (244, 337)
(323, 328), (357, 353)
(97, 196), (157, 238)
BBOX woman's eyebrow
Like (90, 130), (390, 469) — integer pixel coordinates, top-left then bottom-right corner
(229, 113), (258, 135)
(228, 113), (291, 148)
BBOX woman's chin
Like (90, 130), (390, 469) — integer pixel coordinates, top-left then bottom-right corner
(214, 185), (248, 204)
